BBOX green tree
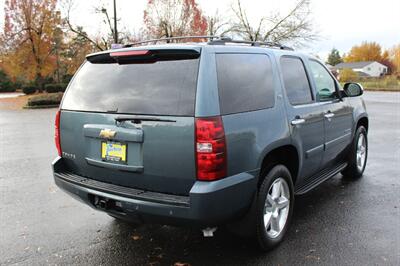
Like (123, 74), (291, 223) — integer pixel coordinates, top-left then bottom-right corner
(326, 48), (343, 66)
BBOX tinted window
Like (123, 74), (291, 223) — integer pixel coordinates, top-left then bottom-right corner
(62, 58), (199, 116)
(216, 54), (275, 115)
(309, 60), (337, 101)
(280, 57), (313, 105)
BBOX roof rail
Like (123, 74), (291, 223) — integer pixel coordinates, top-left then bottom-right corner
(208, 37), (294, 51)
(123, 35), (294, 51)
(124, 36), (219, 47)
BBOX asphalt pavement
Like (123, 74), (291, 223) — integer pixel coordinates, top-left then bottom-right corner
(0, 91), (399, 265)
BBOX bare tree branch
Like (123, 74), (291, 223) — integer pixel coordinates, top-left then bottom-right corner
(62, 0), (106, 51)
(263, 0), (306, 40)
(231, 0), (319, 45)
(206, 10), (231, 36)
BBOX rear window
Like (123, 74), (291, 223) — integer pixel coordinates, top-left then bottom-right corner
(216, 53), (275, 115)
(62, 57), (200, 116)
(280, 56), (313, 105)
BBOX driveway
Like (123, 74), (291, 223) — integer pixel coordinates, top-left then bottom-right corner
(0, 92), (24, 99)
(0, 91), (399, 265)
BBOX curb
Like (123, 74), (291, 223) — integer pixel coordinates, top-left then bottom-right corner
(23, 104), (60, 109)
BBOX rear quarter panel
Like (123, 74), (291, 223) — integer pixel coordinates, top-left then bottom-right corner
(346, 96), (368, 136)
(199, 47), (291, 178)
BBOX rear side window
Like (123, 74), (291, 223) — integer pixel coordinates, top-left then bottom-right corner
(280, 56), (313, 105)
(62, 57), (199, 116)
(216, 53), (275, 115)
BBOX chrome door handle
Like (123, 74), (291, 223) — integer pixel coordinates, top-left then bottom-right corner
(324, 113), (335, 119)
(291, 118), (305, 125)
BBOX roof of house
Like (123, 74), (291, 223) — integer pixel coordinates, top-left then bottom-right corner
(334, 61), (385, 69)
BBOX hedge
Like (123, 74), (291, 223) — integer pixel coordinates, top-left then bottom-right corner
(27, 92), (63, 107)
(0, 81), (16, 92)
(23, 85), (38, 95)
(45, 83), (68, 93)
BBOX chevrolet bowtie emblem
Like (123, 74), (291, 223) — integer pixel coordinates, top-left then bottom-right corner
(99, 129), (116, 139)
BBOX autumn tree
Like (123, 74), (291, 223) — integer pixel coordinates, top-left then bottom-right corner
(60, 32), (94, 78)
(2, 0), (61, 88)
(143, 0), (208, 40)
(231, 0), (317, 44)
(326, 48), (343, 66)
(344, 41), (383, 62)
(380, 50), (395, 74)
(390, 44), (400, 74)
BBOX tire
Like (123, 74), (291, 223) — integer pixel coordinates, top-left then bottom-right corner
(342, 126), (368, 179)
(256, 165), (294, 251)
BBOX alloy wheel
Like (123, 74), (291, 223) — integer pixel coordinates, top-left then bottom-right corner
(263, 178), (290, 238)
(356, 134), (367, 172)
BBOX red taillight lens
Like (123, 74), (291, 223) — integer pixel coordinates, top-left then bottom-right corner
(55, 110), (62, 156)
(110, 50), (150, 57)
(195, 116), (227, 181)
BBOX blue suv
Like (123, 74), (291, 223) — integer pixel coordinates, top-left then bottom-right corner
(52, 37), (368, 250)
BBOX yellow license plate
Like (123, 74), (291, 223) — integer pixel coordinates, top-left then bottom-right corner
(101, 141), (127, 163)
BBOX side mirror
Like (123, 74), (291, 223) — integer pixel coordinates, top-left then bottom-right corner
(343, 82), (364, 97)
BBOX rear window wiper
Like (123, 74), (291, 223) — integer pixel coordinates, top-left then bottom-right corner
(115, 116), (176, 124)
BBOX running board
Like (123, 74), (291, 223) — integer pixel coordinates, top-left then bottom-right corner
(295, 163), (348, 195)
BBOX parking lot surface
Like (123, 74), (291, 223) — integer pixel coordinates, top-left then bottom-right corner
(0, 91), (399, 265)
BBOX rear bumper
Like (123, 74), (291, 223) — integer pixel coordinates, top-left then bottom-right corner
(52, 157), (257, 227)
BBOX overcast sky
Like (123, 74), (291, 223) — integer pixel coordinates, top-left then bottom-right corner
(1, 0), (399, 59)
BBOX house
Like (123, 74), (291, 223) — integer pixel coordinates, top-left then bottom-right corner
(334, 61), (388, 77)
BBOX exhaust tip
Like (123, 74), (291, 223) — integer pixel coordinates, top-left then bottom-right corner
(202, 227), (217, 237)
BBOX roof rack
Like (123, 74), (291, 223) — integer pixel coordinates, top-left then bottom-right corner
(208, 37), (294, 51)
(123, 35), (294, 51)
(123, 36), (219, 47)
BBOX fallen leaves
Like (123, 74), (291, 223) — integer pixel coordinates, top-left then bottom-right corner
(132, 234), (142, 241)
(305, 255), (320, 261)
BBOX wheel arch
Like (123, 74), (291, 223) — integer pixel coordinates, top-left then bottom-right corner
(356, 116), (369, 132)
(258, 145), (300, 187)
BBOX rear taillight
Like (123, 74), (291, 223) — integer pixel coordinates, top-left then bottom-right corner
(55, 110), (62, 156)
(195, 116), (227, 181)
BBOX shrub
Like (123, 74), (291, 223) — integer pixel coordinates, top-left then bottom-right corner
(0, 70), (16, 92)
(0, 81), (16, 92)
(27, 92), (63, 107)
(45, 83), (63, 93)
(339, 69), (358, 82)
(62, 74), (73, 83)
(60, 83), (68, 91)
(384, 76), (398, 87)
(23, 85), (38, 95)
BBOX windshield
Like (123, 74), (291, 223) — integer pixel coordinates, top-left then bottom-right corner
(62, 57), (200, 116)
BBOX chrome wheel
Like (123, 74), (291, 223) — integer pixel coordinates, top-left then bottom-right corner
(356, 134), (367, 172)
(263, 178), (290, 238)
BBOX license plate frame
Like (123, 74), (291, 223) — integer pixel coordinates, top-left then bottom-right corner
(101, 141), (127, 163)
